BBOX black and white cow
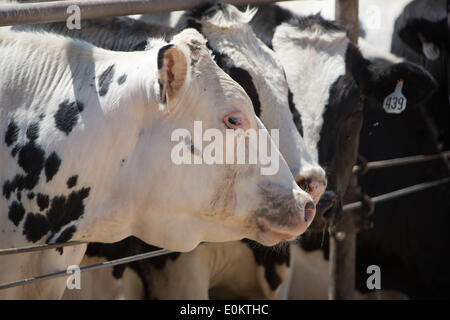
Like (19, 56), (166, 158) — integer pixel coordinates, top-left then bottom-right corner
(250, 3), (436, 228)
(289, 38), (442, 299)
(0, 27), (317, 299)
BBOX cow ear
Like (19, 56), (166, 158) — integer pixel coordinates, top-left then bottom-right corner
(368, 61), (438, 108)
(397, 18), (447, 60)
(157, 44), (188, 104)
(345, 43), (373, 99)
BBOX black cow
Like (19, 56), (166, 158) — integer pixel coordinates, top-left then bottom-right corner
(353, 0), (450, 299)
(391, 0), (449, 150)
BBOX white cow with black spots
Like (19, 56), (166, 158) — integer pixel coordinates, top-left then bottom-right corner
(0, 27), (316, 299)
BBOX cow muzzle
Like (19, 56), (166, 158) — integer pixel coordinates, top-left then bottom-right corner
(295, 166), (328, 204)
(309, 190), (341, 231)
(255, 187), (316, 246)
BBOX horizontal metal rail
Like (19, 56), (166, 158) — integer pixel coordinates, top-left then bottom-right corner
(0, 241), (84, 256)
(342, 177), (450, 212)
(0, 0), (284, 27)
(353, 151), (450, 173)
(0, 248), (171, 290)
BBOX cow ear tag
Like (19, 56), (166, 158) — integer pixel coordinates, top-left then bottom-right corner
(383, 80), (407, 114)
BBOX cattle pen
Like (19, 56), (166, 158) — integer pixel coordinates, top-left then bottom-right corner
(0, 0), (449, 301)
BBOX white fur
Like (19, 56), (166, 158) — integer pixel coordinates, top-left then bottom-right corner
(273, 23), (349, 163)
(358, 37), (404, 64)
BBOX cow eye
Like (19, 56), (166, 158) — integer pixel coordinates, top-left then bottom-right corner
(224, 111), (249, 130)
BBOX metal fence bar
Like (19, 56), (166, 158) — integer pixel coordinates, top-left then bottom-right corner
(342, 176), (450, 212)
(0, 0), (284, 27)
(0, 241), (84, 256)
(0, 248), (171, 290)
(329, 0), (359, 301)
(353, 151), (450, 173)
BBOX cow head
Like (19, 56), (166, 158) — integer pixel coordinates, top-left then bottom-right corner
(392, 0), (448, 67)
(125, 29), (316, 250)
(176, 3), (327, 205)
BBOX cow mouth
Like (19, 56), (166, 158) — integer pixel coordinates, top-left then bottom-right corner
(256, 216), (308, 246)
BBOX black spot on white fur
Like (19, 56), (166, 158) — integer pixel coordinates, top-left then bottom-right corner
(98, 65), (115, 96)
(55, 225), (77, 254)
(117, 74), (127, 85)
(44, 152), (61, 182)
(4, 121), (19, 147)
(66, 175), (78, 188)
(242, 239), (290, 291)
(55, 225), (76, 244)
(17, 185), (91, 243)
(46, 187), (91, 237)
(211, 51), (262, 117)
(11, 145), (20, 158)
(8, 201), (25, 227)
(26, 122), (39, 141)
(36, 193), (50, 211)
(23, 212), (50, 243)
(3, 175), (25, 200)
(54, 99), (84, 135)
(17, 141), (45, 190)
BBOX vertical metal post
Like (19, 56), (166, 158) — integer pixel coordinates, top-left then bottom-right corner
(329, 0), (359, 300)
(328, 178), (357, 300)
(335, 0), (359, 43)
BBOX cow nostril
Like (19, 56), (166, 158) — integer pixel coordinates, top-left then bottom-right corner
(297, 177), (312, 193)
(304, 200), (315, 222)
(305, 201), (315, 211)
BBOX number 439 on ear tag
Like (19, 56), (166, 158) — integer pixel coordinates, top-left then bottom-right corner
(383, 80), (407, 114)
